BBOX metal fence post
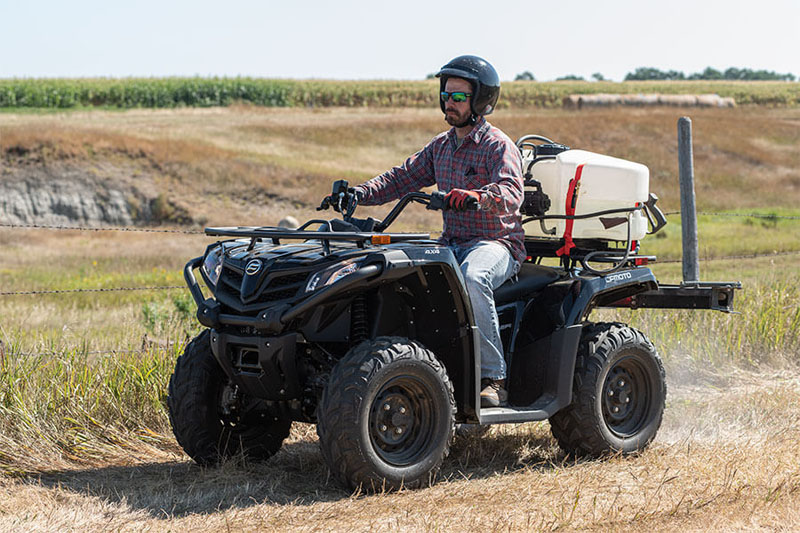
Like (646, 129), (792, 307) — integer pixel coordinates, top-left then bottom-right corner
(678, 117), (700, 283)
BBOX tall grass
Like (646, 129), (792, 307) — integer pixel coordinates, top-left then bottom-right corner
(0, 344), (180, 474)
(1, 78), (799, 109)
(600, 264), (800, 367)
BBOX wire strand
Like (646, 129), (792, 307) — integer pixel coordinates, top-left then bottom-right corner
(0, 223), (203, 234)
(656, 249), (800, 264)
(9, 349), (147, 357)
(663, 211), (800, 220)
(0, 286), (185, 296)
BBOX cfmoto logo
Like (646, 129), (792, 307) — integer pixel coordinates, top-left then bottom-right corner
(606, 271), (632, 283)
(245, 259), (263, 276)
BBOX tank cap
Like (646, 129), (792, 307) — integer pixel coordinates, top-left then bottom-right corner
(535, 143), (570, 156)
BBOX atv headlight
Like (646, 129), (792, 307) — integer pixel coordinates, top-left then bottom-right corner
(305, 259), (361, 293)
(202, 245), (224, 286)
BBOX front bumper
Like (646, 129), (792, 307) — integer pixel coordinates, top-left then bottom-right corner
(184, 256), (381, 334)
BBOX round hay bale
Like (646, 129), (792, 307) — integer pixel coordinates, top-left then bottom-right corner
(696, 94), (723, 107)
(278, 215), (299, 229)
(638, 93), (660, 106)
(563, 95), (581, 109)
(579, 94), (622, 107)
(659, 94), (698, 107)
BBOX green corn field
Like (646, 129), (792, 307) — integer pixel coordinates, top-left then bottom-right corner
(1, 78), (799, 109)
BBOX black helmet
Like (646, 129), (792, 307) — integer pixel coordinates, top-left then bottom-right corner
(436, 55), (500, 117)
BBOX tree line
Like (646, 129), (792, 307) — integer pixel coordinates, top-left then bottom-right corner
(514, 67), (796, 82)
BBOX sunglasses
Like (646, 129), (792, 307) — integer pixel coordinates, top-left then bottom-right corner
(440, 91), (472, 103)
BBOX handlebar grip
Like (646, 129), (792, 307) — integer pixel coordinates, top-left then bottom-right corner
(427, 191), (448, 211)
(427, 191), (481, 212)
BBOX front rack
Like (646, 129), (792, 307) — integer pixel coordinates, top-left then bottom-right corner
(205, 225), (433, 255)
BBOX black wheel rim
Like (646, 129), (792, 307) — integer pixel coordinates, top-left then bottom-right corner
(369, 375), (437, 466)
(602, 354), (653, 438)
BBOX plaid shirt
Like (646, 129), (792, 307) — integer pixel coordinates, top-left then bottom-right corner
(353, 117), (526, 264)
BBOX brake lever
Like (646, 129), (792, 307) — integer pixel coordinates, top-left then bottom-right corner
(316, 196), (332, 211)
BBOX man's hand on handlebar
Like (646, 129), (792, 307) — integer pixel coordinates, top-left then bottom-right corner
(444, 188), (480, 211)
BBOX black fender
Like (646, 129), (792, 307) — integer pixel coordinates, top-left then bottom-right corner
(566, 268), (658, 326)
(499, 267), (657, 423)
(362, 245), (481, 421)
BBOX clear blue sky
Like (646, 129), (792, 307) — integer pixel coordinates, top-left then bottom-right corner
(1, 0), (798, 81)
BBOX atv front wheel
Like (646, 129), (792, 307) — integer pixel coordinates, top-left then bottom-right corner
(550, 322), (666, 456)
(317, 337), (455, 491)
(167, 330), (291, 465)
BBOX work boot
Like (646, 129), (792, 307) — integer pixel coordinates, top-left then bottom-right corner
(480, 378), (508, 407)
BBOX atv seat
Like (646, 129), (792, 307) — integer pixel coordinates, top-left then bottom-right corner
(493, 263), (561, 305)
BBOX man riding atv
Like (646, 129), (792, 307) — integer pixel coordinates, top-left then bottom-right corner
(331, 55), (524, 407)
(169, 53), (741, 491)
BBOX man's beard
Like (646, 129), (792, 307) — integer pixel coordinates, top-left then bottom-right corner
(445, 108), (473, 128)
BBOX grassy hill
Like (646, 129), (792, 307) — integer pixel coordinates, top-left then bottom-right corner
(2, 106), (799, 223)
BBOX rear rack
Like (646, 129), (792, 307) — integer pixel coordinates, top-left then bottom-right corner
(605, 281), (742, 313)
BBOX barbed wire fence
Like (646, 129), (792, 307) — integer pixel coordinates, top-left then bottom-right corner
(662, 211), (800, 220)
(0, 223), (204, 234)
(7, 348), (148, 358)
(3, 211), (800, 234)
(0, 223), (204, 357)
(0, 286), (185, 296)
(1, 213), (798, 356)
(2, 213), (799, 296)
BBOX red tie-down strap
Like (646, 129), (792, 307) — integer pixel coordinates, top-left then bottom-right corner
(556, 164), (586, 257)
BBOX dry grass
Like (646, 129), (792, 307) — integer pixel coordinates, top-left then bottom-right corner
(0, 370), (798, 532)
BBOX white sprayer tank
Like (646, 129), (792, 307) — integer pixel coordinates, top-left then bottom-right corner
(523, 149), (650, 242)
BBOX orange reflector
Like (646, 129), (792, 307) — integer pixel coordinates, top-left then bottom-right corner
(371, 235), (391, 245)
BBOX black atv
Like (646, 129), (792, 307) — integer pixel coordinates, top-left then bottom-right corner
(168, 164), (739, 492)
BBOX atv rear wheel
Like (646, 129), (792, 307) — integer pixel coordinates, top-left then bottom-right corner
(317, 337), (455, 491)
(550, 322), (666, 457)
(167, 329), (291, 466)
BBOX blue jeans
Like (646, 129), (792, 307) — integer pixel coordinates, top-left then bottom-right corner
(451, 241), (519, 380)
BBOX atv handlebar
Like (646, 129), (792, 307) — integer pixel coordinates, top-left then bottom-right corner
(318, 181), (478, 233)
(372, 190), (478, 232)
